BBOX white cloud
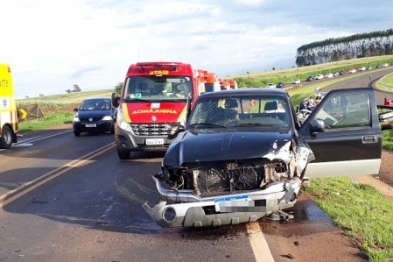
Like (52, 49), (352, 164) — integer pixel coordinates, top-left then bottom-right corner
(0, 0), (392, 97)
(232, 0), (265, 6)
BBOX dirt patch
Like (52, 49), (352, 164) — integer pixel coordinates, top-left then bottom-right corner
(379, 150), (393, 186)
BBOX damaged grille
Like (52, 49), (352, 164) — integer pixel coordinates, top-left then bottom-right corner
(165, 160), (290, 197)
(199, 166), (262, 193)
(131, 123), (179, 136)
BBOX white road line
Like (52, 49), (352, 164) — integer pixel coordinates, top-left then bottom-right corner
(246, 222), (275, 262)
(0, 143), (115, 208)
(16, 130), (72, 145)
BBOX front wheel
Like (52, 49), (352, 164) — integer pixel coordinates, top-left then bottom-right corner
(73, 129), (81, 137)
(0, 125), (14, 149)
(117, 148), (131, 159)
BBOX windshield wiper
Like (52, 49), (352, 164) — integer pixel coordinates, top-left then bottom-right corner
(188, 123), (227, 129)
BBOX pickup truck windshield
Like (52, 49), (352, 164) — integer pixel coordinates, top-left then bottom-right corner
(123, 76), (192, 101)
(188, 96), (291, 128)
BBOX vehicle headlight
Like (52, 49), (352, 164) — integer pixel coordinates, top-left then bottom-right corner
(117, 108), (132, 131)
(102, 116), (113, 121)
(73, 114), (80, 122)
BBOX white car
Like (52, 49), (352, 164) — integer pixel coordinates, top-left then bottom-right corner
(325, 73), (333, 78)
(315, 74), (324, 80)
(292, 79), (300, 84)
(358, 67), (366, 71)
(349, 69), (356, 74)
(266, 83), (276, 89)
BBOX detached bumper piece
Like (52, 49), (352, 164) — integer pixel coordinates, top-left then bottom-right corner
(143, 177), (301, 228)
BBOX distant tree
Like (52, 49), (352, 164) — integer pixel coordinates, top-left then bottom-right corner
(114, 82), (123, 94)
(295, 28), (393, 66)
(272, 67), (275, 71)
(65, 89), (71, 93)
(72, 84), (81, 92)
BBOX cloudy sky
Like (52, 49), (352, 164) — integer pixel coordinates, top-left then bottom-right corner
(1, 0), (392, 98)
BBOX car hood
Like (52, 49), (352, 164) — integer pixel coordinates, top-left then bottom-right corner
(163, 129), (294, 167)
(77, 110), (112, 118)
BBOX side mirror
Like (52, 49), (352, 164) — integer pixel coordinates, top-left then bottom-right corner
(309, 118), (325, 133)
(73, 108), (79, 112)
(111, 92), (120, 107)
(168, 125), (185, 140)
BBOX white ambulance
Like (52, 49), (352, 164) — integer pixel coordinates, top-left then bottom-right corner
(0, 64), (18, 149)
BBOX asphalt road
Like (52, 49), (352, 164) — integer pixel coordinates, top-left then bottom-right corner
(318, 67), (393, 104)
(1, 69), (392, 261)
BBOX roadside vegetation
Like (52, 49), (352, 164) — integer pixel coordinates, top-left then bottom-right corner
(15, 56), (393, 261)
(233, 55), (393, 88)
(306, 177), (393, 261)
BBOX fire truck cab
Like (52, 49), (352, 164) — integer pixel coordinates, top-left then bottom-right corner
(112, 62), (201, 159)
(228, 78), (238, 89)
(203, 71), (221, 93)
(219, 79), (230, 90)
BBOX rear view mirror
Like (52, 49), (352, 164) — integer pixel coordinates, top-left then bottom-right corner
(111, 93), (120, 107)
(309, 118), (325, 133)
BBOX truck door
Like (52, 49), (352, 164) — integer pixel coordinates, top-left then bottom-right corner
(298, 87), (382, 177)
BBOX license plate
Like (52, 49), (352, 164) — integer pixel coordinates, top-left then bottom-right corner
(214, 194), (259, 212)
(146, 138), (164, 145)
(85, 124), (96, 127)
(214, 194), (251, 203)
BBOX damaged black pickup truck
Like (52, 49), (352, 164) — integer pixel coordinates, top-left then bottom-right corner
(143, 87), (390, 228)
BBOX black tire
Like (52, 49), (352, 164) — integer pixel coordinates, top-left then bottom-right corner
(73, 130), (81, 137)
(0, 125), (13, 149)
(117, 148), (131, 159)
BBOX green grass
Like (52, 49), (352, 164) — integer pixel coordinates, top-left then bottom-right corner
(235, 55), (393, 79)
(306, 177), (393, 261)
(18, 111), (75, 133)
(16, 89), (114, 109)
(375, 73), (393, 93)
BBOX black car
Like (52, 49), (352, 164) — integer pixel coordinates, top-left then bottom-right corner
(72, 97), (117, 136)
(143, 87), (383, 228)
(306, 76), (315, 81)
(276, 82), (285, 88)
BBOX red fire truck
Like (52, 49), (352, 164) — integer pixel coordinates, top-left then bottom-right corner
(228, 78), (238, 89)
(112, 61), (202, 159)
(219, 79), (230, 90)
(203, 71), (221, 92)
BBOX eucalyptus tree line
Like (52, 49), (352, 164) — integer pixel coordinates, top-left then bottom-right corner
(296, 28), (393, 66)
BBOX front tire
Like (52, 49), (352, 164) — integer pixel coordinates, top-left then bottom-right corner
(117, 148), (131, 159)
(73, 129), (81, 137)
(0, 125), (14, 149)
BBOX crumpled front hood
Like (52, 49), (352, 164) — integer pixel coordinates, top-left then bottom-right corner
(163, 129), (293, 167)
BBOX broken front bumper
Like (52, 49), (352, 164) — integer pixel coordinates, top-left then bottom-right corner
(143, 176), (302, 227)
